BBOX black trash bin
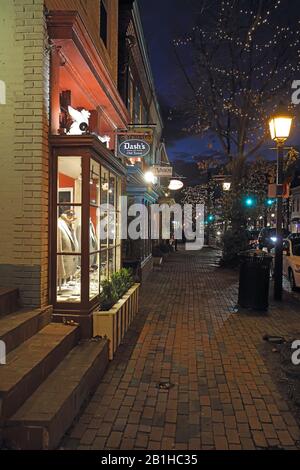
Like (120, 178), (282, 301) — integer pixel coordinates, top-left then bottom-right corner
(238, 251), (272, 311)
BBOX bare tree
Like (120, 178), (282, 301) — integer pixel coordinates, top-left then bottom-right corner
(173, 0), (300, 183)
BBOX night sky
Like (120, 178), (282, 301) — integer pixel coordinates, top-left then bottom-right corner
(138, 0), (300, 184)
(138, 0), (203, 174)
(138, 0), (236, 168)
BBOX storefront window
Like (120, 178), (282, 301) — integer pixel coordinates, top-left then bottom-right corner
(54, 152), (122, 306)
(57, 157), (82, 303)
(108, 248), (115, 278)
(90, 160), (100, 206)
(58, 156), (82, 204)
(57, 255), (81, 302)
(89, 253), (100, 300)
(88, 161), (121, 298)
(100, 167), (109, 251)
(100, 250), (108, 282)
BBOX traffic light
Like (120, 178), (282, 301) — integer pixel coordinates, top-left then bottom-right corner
(207, 214), (215, 222)
(266, 199), (275, 206)
(244, 197), (255, 208)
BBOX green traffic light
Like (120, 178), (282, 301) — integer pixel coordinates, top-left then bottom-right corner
(245, 197), (255, 207)
(266, 199), (275, 206)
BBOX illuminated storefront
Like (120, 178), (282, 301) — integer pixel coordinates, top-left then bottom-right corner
(47, 11), (129, 335)
(50, 136), (125, 331)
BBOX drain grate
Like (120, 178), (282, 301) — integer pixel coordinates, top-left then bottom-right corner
(156, 382), (175, 391)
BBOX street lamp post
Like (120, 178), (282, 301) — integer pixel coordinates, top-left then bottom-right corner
(269, 105), (293, 301)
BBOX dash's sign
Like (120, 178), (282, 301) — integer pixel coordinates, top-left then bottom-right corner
(119, 139), (150, 158)
(117, 128), (153, 159)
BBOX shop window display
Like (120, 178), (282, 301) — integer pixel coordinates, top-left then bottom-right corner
(57, 157), (82, 302)
(55, 154), (122, 305)
(89, 160), (121, 298)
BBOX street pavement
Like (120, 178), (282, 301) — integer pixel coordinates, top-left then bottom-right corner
(62, 247), (300, 450)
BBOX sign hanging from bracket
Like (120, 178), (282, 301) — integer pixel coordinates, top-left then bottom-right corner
(152, 165), (173, 177)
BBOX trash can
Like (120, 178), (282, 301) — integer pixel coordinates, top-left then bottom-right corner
(238, 251), (272, 311)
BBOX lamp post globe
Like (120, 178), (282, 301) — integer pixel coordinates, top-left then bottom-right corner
(269, 106), (293, 144)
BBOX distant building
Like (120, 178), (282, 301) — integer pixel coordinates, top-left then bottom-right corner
(118, 0), (172, 281)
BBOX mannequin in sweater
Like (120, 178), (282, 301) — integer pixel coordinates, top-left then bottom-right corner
(57, 210), (80, 291)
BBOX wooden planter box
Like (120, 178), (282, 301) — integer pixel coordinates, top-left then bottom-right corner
(93, 284), (140, 360)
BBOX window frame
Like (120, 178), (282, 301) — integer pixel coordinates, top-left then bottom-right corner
(100, 0), (108, 48)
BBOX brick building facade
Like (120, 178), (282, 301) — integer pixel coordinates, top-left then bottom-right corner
(0, 0), (50, 307)
(0, 0), (127, 319)
(118, 0), (170, 280)
(0, 0), (168, 331)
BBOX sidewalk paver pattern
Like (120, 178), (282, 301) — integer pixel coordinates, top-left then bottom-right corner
(64, 249), (300, 450)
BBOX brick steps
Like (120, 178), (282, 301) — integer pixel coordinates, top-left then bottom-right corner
(4, 338), (108, 450)
(0, 323), (79, 419)
(0, 306), (52, 354)
(0, 288), (19, 316)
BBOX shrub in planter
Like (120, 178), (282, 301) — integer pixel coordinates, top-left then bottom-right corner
(111, 268), (134, 298)
(99, 279), (118, 311)
(99, 268), (134, 311)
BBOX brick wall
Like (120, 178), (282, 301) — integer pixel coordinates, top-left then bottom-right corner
(45, 0), (119, 84)
(0, 0), (50, 307)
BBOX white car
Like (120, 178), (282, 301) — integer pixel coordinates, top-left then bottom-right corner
(282, 237), (300, 291)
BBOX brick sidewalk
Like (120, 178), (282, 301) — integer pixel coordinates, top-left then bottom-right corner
(63, 248), (300, 450)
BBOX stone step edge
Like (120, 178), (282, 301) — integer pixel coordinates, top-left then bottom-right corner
(0, 306), (53, 354)
(0, 324), (79, 419)
(4, 338), (109, 450)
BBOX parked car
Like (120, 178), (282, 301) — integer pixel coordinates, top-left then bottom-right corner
(258, 227), (290, 252)
(283, 235), (300, 290)
(271, 235), (300, 291)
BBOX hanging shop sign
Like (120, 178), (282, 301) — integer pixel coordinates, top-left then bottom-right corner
(268, 183), (290, 199)
(117, 127), (154, 159)
(119, 139), (150, 158)
(152, 165), (173, 177)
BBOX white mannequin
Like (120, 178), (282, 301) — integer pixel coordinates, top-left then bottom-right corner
(57, 211), (79, 289)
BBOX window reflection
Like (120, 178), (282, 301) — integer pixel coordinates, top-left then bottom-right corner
(100, 250), (108, 283)
(57, 255), (81, 303)
(90, 253), (99, 300)
(108, 249), (115, 278)
(90, 161), (100, 206)
(57, 156), (82, 205)
(101, 167), (109, 205)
